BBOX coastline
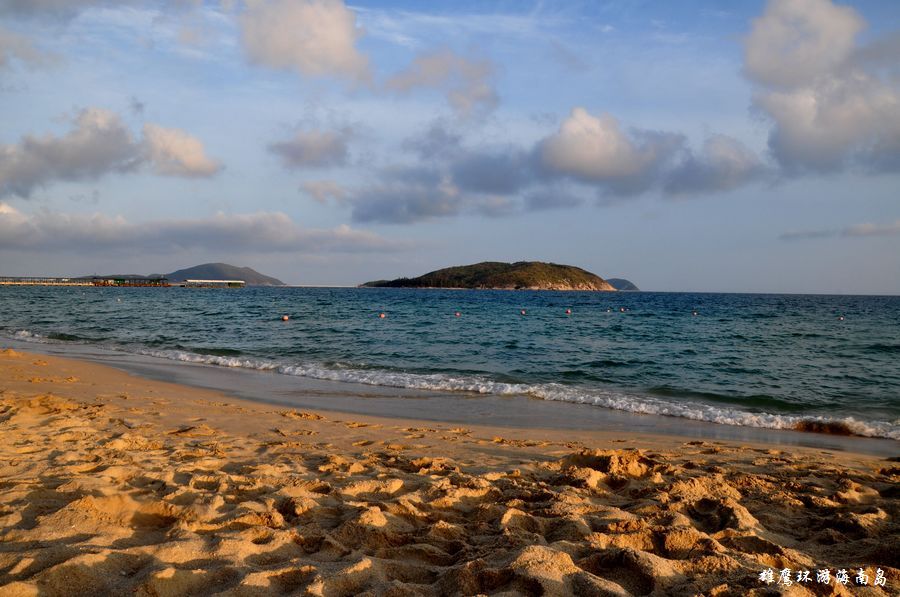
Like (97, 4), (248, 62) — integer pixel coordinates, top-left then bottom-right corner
(5, 336), (899, 457)
(1, 347), (897, 595)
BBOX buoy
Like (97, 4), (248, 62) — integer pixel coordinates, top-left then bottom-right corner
(520, 309), (526, 316)
(379, 312), (386, 319)
(455, 311), (461, 317)
(838, 315), (844, 321)
(620, 307), (626, 312)
(565, 309), (571, 315)
(692, 310), (698, 316)
(282, 315), (289, 321)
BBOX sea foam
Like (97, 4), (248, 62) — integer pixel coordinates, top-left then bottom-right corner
(136, 347), (900, 441)
(4, 327), (898, 441)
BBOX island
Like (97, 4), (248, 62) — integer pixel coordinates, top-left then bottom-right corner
(361, 261), (617, 291)
(166, 263), (284, 286)
(606, 278), (640, 291)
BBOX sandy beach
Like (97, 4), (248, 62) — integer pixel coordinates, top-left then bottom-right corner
(0, 348), (897, 596)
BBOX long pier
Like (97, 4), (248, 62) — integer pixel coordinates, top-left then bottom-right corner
(0, 277), (169, 287)
(0, 277), (93, 286)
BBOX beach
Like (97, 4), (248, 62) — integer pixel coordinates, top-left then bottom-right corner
(0, 348), (896, 596)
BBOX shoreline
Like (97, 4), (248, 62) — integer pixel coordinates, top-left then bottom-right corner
(1, 347), (898, 595)
(5, 337), (898, 457)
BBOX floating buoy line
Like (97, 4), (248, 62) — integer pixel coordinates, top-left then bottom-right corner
(273, 308), (733, 320)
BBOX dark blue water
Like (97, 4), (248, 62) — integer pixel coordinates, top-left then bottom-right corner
(1, 286), (898, 439)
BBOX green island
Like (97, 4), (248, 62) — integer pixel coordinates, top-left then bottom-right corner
(361, 261), (618, 291)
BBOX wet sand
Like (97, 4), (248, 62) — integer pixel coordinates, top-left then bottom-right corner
(0, 348), (897, 595)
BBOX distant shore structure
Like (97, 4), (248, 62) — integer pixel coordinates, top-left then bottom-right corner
(0, 277), (246, 288)
(0, 276), (168, 287)
(181, 279), (245, 288)
(93, 277), (169, 287)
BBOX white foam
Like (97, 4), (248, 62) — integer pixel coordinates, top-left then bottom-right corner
(2, 333), (895, 441)
(13, 329), (43, 341)
(135, 347), (900, 441)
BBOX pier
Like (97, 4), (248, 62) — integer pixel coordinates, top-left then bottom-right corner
(0, 277), (93, 286)
(179, 279), (246, 288)
(0, 277), (170, 287)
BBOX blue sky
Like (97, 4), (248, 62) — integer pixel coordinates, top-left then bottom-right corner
(0, 0), (898, 293)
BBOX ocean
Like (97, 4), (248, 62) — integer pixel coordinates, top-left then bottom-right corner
(2, 286), (898, 440)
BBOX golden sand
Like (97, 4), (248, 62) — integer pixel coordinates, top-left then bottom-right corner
(0, 348), (897, 596)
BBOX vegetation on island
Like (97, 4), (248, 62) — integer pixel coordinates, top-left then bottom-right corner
(361, 261), (617, 291)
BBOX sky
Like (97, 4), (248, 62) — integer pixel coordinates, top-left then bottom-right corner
(0, 0), (898, 293)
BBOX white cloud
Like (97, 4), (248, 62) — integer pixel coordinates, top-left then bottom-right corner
(239, 0), (369, 82)
(744, 0), (900, 173)
(0, 203), (404, 253)
(537, 107), (683, 193)
(142, 124), (222, 177)
(744, 0), (863, 88)
(269, 129), (350, 169)
(387, 49), (497, 118)
(0, 108), (222, 197)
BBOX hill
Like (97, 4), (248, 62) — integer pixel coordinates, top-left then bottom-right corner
(606, 278), (639, 291)
(361, 261), (616, 291)
(166, 263), (284, 286)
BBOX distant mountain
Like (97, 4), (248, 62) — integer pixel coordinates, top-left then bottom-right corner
(362, 261), (616, 291)
(166, 263), (284, 286)
(607, 278), (639, 291)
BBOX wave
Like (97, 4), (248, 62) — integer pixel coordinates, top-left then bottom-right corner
(4, 328), (898, 440)
(137, 347), (900, 441)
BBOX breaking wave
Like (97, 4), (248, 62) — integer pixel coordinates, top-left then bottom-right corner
(4, 328), (898, 441)
(138, 347), (899, 441)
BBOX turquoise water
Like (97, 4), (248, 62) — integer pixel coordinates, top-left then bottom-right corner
(2, 286), (898, 439)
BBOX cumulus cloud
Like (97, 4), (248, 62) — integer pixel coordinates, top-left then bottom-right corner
(269, 129), (350, 169)
(0, 108), (221, 197)
(142, 124), (222, 177)
(0, 108), (141, 198)
(537, 107), (684, 195)
(239, 0), (369, 83)
(301, 179), (347, 204)
(745, 0), (900, 173)
(665, 134), (766, 194)
(744, 0), (863, 88)
(387, 49), (498, 117)
(0, 202), (403, 253)
(338, 108), (772, 224)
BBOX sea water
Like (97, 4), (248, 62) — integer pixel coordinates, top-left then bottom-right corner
(2, 286), (898, 440)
